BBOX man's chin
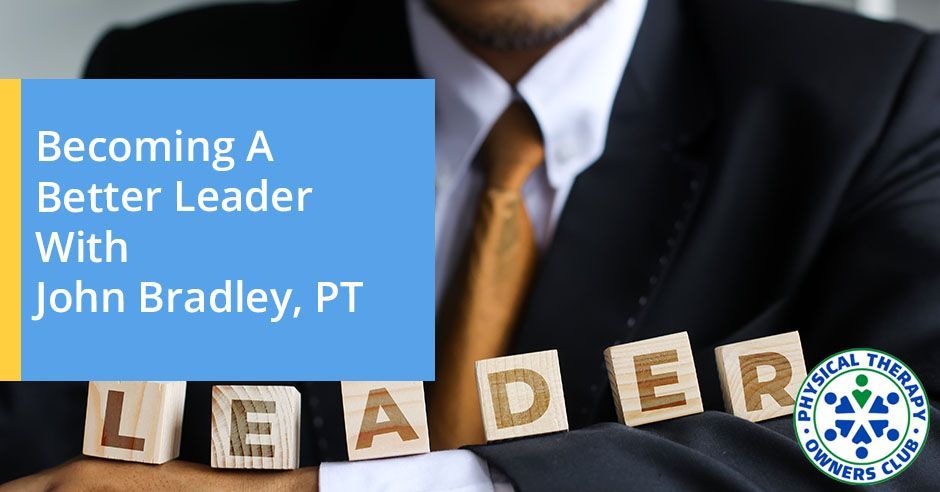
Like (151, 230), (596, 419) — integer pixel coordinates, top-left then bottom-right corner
(425, 0), (607, 51)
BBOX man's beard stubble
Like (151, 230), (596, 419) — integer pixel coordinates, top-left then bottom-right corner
(425, 0), (608, 51)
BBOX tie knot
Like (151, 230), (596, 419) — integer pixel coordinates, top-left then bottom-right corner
(479, 102), (545, 191)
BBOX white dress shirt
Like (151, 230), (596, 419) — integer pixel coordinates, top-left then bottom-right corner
(320, 0), (646, 490)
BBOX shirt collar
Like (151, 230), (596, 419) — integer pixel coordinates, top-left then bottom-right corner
(408, 0), (647, 192)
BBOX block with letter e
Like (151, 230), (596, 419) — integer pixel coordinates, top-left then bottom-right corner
(605, 332), (703, 426)
(475, 350), (569, 442)
(715, 331), (806, 422)
(82, 381), (186, 464)
(341, 381), (430, 461)
(210, 385), (301, 470)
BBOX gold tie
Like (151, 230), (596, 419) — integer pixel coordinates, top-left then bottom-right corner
(430, 102), (545, 450)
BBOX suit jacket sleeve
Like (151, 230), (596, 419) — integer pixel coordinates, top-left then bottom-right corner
(468, 34), (940, 492)
(84, 29), (134, 78)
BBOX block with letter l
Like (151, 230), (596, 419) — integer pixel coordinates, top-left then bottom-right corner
(82, 381), (186, 464)
(715, 331), (806, 422)
(475, 350), (569, 442)
(605, 332), (703, 426)
(210, 385), (301, 469)
(341, 381), (430, 461)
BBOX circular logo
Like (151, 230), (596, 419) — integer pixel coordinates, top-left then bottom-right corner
(794, 349), (930, 484)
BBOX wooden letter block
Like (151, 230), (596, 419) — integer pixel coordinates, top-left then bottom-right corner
(475, 350), (568, 442)
(715, 331), (806, 422)
(210, 385), (300, 469)
(83, 381), (186, 464)
(604, 332), (703, 426)
(341, 381), (430, 461)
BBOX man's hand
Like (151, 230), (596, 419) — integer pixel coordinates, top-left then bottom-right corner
(0, 458), (318, 492)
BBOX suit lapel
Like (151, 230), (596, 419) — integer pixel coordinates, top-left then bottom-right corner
(509, 0), (717, 428)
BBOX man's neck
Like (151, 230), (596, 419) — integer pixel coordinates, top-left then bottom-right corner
(458, 39), (555, 85)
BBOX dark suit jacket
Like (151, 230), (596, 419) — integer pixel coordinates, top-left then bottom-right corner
(3, 0), (939, 489)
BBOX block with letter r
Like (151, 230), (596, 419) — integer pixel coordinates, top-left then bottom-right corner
(715, 331), (806, 422)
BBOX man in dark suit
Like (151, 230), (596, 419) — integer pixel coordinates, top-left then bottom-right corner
(2, 0), (939, 489)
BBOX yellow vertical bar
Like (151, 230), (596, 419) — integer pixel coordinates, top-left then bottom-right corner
(0, 79), (21, 381)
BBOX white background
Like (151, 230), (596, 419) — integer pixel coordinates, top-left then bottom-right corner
(0, 0), (284, 78)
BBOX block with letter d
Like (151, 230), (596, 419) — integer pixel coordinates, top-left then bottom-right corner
(475, 350), (569, 442)
(605, 332), (703, 426)
(341, 381), (430, 461)
(210, 385), (301, 470)
(82, 381), (186, 464)
(715, 331), (806, 422)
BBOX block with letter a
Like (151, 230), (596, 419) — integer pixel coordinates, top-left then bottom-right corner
(475, 350), (569, 442)
(210, 385), (301, 470)
(82, 381), (186, 464)
(604, 332), (703, 426)
(715, 331), (806, 422)
(341, 381), (430, 461)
